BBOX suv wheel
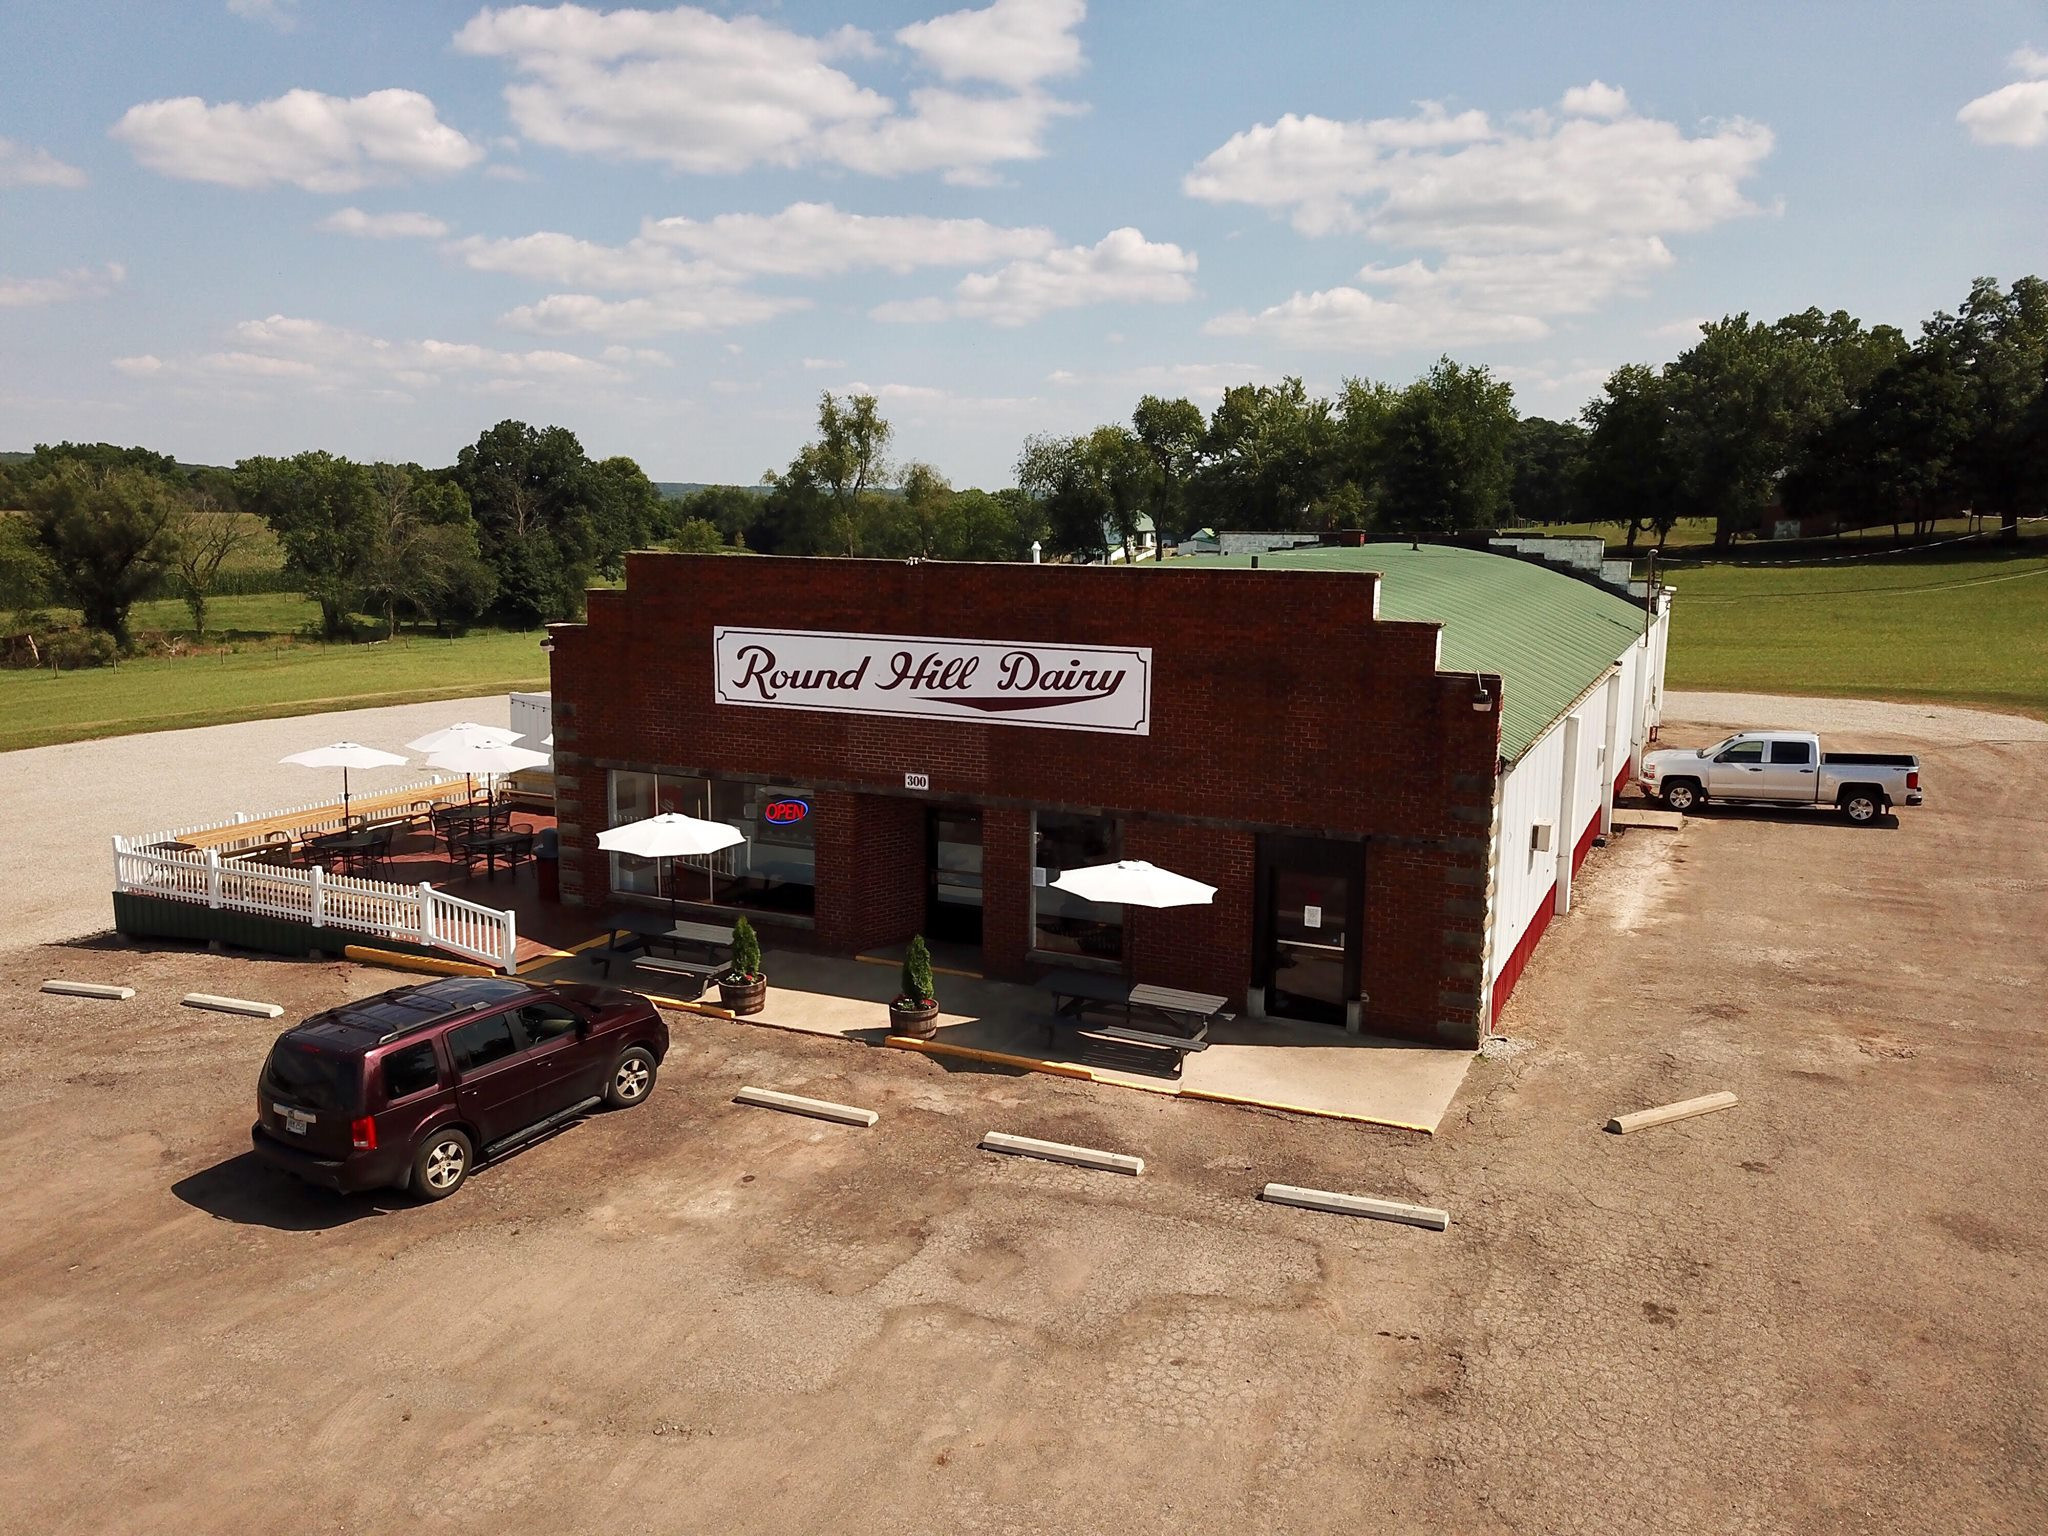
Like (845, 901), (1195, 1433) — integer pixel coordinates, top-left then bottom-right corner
(606, 1047), (657, 1109)
(412, 1128), (473, 1201)
(1661, 779), (1701, 813)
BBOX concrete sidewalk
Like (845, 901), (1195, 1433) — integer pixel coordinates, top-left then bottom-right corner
(644, 947), (1474, 1133)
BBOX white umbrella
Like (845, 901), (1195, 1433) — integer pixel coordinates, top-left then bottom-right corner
(424, 742), (550, 805)
(1051, 860), (1216, 972)
(406, 722), (521, 753)
(598, 813), (745, 920)
(1050, 860), (1216, 908)
(279, 742), (408, 821)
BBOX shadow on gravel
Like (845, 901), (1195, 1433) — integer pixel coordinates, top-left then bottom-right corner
(173, 1152), (401, 1230)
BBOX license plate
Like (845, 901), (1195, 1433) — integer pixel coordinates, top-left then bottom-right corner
(273, 1103), (313, 1133)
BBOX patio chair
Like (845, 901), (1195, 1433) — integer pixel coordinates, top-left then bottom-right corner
(363, 823), (399, 875)
(255, 832), (297, 867)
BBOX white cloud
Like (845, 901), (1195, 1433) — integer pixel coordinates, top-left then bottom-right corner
(0, 137), (88, 188)
(318, 207), (452, 239)
(803, 357), (846, 370)
(1045, 359), (1281, 401)
(1190, 83), (1772, 351)
(646, 203), (1056, 276)
(454, 1), (1085, 182)
(500, 290), (809, 337)
(1206, 286), (1549, 352)
(1958, 47), (2048, 146)
(0, 262), (125, 308)
(1647, 315), (1708, 342)
(897, 0), (1085, 91)
(124, 314), (659, 400)
(872, 227), (1196, 325)
(111, 88), (482, 192)
(1560, 80), (1630, 119)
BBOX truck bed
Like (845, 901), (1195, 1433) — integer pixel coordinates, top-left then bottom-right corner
(1823, 752), (1918, 767)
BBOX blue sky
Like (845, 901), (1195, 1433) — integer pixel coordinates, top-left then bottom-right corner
(4, 0), (2046, 486)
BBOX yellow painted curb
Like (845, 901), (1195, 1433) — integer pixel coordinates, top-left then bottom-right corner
(343, 945), (499, 979)
(654, 998), (737, 1020)
(1177, 1086), (1435, 1135)
(885, 1036), (1093, 1080)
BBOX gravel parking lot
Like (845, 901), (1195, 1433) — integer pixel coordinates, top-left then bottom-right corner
(2, 703), (2043, 1534)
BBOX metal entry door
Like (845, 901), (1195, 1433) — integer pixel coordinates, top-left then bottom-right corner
(1263, 865), (1357, 1026)
(926, 808), (983, 947)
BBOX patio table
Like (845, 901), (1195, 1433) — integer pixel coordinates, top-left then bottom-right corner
(467, 828), (535, 878)
(1038, 969), (1229, 1040)
(593, 910), (734, 976)
(304, 827), (379, 875)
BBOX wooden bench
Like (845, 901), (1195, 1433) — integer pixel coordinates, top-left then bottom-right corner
(1070, 1020), (1211, 1080)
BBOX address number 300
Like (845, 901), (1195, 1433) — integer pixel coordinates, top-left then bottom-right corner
(904, 772), (931, 791)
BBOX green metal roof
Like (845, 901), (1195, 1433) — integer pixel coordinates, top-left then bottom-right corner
(1185, 544), (1646, 763)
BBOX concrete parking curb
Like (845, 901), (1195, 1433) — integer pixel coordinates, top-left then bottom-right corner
(980, 1131), (1143, 1176)
(41, 980), (134, 1000)
(734, 1087), (878, 1126)
(182, 993), (284, 1019)
(1606, 1090), (1737, 1135)
(1260, 1182), (1449, 1230)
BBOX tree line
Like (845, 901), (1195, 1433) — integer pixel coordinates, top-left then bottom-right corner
(8, 272), (2042, 653)
(0, 421), (670, 650)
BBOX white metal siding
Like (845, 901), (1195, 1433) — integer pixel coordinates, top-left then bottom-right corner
(1484, 597), (1673, 1000)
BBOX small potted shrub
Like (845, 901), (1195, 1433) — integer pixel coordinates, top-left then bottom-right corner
(889, 935), (940, 1039)
(718, 916), (767, 1016)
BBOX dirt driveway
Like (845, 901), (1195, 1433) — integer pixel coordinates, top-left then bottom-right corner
(2, 706), (2043, 1534)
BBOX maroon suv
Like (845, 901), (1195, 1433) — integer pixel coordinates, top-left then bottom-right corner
(251, 975), (669, 1201)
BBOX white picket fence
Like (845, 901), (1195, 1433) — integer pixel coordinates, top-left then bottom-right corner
(112, 834), (519, 973)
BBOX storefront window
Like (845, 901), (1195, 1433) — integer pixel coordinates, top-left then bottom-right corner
(606, 771), (816, 917)
(1032, 811), (1122, 960)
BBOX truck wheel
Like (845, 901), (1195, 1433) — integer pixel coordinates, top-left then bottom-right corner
(1661, 780), (1701, 813)
(1842, 790), (1882, 825)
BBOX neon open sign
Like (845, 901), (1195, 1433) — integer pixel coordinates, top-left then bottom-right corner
(762, 798), (810, 824)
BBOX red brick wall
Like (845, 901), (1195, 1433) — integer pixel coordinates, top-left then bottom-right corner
(549, 555), (1502, 1044)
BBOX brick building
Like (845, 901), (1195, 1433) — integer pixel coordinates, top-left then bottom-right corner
(545, 544), (1671, 1047)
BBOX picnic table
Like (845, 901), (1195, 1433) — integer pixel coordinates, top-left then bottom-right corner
(591, 910), (734, 978)
(1036, 970), (1229, 1079)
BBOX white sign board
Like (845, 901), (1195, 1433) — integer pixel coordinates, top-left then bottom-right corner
(714, 627), (1152, 735)
(1303, 904), (1322, 930)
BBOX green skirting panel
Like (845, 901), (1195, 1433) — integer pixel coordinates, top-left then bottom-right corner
(112, 891), (451, 967)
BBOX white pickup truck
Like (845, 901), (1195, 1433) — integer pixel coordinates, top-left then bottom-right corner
(1639, 731), (1922, 825)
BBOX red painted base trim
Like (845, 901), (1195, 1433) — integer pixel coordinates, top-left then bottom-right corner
(1614, 759), (1632, 797)
(1490, 886), (1556, 1026)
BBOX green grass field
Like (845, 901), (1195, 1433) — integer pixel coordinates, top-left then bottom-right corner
(2, 591), (549, 752)
(1663, 543), (2048, 720)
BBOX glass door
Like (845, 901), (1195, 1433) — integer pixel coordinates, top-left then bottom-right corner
(926, 808), (983, 947)
(1264, 866), (1355, 1026)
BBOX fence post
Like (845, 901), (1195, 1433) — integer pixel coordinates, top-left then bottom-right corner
(419, 882), (437, 947)
(311, 864), (325, 928)
(502, 907), (519, 974)
(207, 849), (222, 909)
